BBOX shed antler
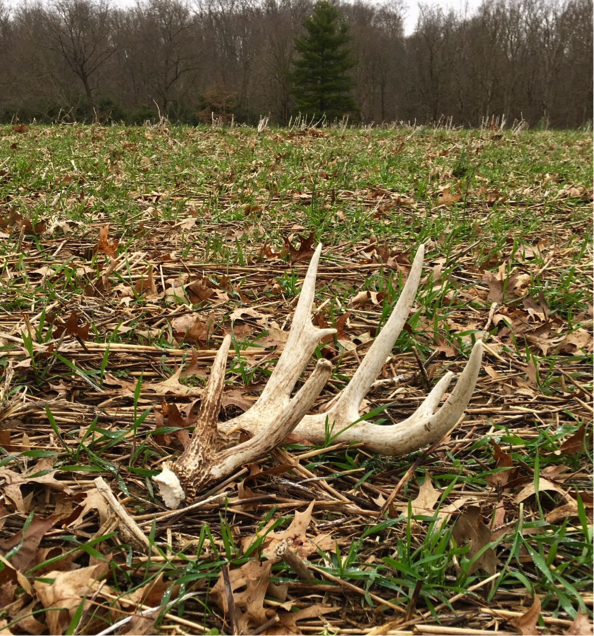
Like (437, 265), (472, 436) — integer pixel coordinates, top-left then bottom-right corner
(154, 244), (483, 508)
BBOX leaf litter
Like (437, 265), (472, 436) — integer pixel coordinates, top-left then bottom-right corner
(0, 125), (591, 635)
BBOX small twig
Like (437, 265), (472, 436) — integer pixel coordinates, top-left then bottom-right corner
(275, 540), (315, 581)
(136, 491), (231, 526)
(250, 614), (280, 635)
(72, 581), (106, 635)
(414, 625), (515, 635)
(308, 564), (406, 614)
(95, 477), (160, 556)
(412, 346), (430, 391)
(222, 564), (239, 635)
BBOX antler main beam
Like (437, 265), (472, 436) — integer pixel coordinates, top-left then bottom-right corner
(153, 244), (483, 508)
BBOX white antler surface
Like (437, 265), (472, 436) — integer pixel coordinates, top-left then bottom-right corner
(153, 243), (483, 508)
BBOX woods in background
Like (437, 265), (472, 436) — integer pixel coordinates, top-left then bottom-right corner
(0, 0), (591, 128)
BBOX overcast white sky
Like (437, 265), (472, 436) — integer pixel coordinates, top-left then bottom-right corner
(4, 0), (483, 36)
(402, 0), (482, 33)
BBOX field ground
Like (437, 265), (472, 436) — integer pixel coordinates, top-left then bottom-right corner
(0, 123), (592, 635)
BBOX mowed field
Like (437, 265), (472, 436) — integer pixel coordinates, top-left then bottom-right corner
(0, 123), (592, 635)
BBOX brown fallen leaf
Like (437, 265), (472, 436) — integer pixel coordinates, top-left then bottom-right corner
(283, 232), (315, 263)
(438, 186), (462, 206)
(34, 562), (115, 635)
(351, 290), (380, 308)
(486, 440), (516, 488)
(453, 507), (499, 575)
(402, 474), (441, 517)
(154, 400), (194, 447)
(265, 604), (338, 635)
(556, 329), (593, 355)
(511, 596), (541, 635)
(134, 265), (158, 297)
(145, 365), (203, 397)
(122, 572), (178, 608)
(95, 225), (119, 258)
(515, 478), (569, 504)
(0, 619), (13, 635)
(186, 278), (215, 303)
(557, 426), (586, 456)
(565, 611), (593, 635)
(52, 310), (91, 341)
(433, 337), (456, 358)
(68, 488), (111, 528)
(171, 313), (214, 346)
(10, 600), (46, 635)
(249, 501), (334, 560)
(178, 349), (208, 379)
(121, 613), (158, 635)
(210, 560), (274, 634)
(0, 464), (72, 513)
(0, 514), (59, 572)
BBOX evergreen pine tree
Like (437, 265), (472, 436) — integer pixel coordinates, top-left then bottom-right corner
(289, 0), (357, 119)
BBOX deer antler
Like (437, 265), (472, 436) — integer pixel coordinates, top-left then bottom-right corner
(154, 244), (483, 508)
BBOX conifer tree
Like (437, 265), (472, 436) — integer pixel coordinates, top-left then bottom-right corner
(289, 0), (357, 119)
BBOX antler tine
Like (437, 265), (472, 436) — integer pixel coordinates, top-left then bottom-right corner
(228, 243), (335, 429)
(297, 340), (483, 455)
(215, 359), (332, 478)
(153, 339), (333, 507)
(304, 244), (425, 426)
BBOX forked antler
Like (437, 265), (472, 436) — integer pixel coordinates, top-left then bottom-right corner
(154, 244), (483, 508)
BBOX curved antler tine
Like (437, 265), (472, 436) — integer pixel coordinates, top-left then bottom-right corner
(412, 372), (454, 419)
(297, 340), (483, 455)
(217, 359), (332, 477)
(309, 244), (425, 424)
(380, 340), (483, 454)
(417, 339), (483, 433)
(230, 243), (335, 426)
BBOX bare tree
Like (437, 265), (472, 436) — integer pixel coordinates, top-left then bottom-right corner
(119, 0), (202, 113)
(44, 0), (116, 105)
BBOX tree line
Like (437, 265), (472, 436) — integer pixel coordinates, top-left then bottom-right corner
(0, 0), (591, 128)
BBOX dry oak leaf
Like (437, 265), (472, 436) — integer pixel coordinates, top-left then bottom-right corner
(486, 440), (516, 489)
(438, 186), (462, 206)
(120, 614), (157, 636)
(0, 514), (60, 572)
(265, 604), (338, 635)
(250, 501), (334, 560)
(134, 265), (158, 297)
(401, 474), (441, 517)
(557, 426), (586, 456)
(0, 465), (72, 513)
(210, 560), (276, 634)
(351, 290), (380, 308)
(34, 562), (114, 636)
(9, 600), (46, 636)
(0, 552), (34, 604)
(433, 337), (457, 358)
(69, 487), (112, 529)
(452, 506), (499, 575)
(510, 597), (541, 635)
(122, 572), (178, 608)
(283, 232), (315, 263)
(95, 225), (119, 258)
(556, 329), (593, 355)
(515, 478), (570, 505)
(178, 349), (208, 380)
(565, 611), (593, 635)
(0, 620), (13, 636)
(171, 313), (214, 345)
(145, 365), (203, 397)
(52, 310), (91, 341)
